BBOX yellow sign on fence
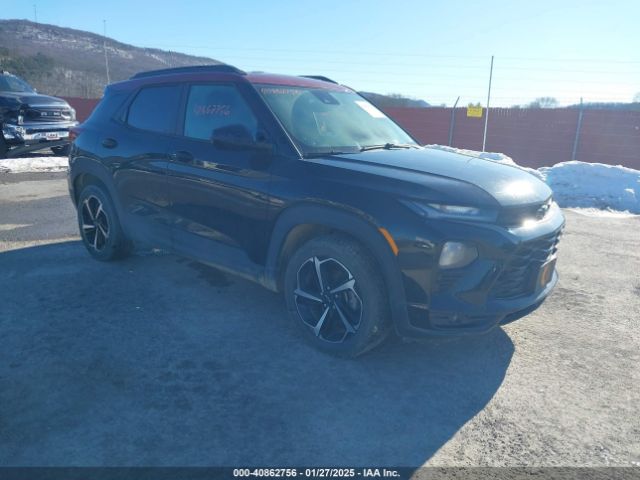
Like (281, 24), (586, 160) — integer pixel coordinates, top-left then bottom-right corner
(467, 106), (483, 118)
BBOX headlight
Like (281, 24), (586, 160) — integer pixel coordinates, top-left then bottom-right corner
(69, 108), (76, 121)
(402, 201), (497, 222)
(439, 241), (478, 268)
(429, 203), (481, 216)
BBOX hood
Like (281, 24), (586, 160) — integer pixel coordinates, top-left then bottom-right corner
(310, 147), (551, 207)
(0, 91), (70, 108)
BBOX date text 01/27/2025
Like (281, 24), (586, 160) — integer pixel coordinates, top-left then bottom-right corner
(232, 468), (402, 478)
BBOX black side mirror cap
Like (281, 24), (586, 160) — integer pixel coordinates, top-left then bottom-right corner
(211, 124), (272, 152)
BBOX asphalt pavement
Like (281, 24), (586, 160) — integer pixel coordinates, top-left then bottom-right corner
(0, 171), (638, 467)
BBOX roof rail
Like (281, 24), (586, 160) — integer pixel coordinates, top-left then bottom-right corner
(300, 75), (338, 84)
(130, 64), (246, 80)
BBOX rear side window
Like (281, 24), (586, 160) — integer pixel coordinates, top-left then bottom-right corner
(183, 84), (257, 141)
(86, 90), (129, 124)
(127, 85), (182, 134)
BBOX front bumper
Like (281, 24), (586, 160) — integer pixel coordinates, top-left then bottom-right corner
(394, 202), (565, 337)
(2, 121), (78, 145)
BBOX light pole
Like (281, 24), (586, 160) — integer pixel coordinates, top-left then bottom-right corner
(103, 20), (111, 84)
(482, 55), (494, 152)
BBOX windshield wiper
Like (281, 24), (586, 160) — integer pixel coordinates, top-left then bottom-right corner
(359, 143), (419, 152)
(303, 143), (419, 158)
(303, 150), (351, 159)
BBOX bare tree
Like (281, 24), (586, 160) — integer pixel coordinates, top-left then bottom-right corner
(527, 97), (559, 108)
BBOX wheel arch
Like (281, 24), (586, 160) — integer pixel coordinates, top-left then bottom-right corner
(69, 157), (120, 212)
(263, 202), (409, 331)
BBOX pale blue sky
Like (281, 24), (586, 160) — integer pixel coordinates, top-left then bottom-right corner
(2, 0), (639, 106)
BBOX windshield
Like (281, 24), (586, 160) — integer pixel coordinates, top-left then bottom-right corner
(0, 74), (36, 93)
(256, 84), (417, 156)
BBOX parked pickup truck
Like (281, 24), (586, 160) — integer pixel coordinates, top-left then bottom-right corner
(0, 70), (78, 158)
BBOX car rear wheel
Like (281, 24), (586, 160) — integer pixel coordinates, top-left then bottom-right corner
(283, 234), (391, 357)
(51, 144), (70, 156)
(77, 184), (129, 261)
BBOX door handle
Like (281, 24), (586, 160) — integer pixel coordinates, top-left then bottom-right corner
(169, 150), (194, 163)
(101, 138), (118, 149)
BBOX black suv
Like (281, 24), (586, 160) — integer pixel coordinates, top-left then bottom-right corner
(0, 70), (78, 158)
(68, 65), (564, 356)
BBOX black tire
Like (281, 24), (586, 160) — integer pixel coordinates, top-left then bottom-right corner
(77, 184), (130, 261)
(0, 135), (8, 159)
(283, 234), (391, 357)
(51, 144), (70, 156)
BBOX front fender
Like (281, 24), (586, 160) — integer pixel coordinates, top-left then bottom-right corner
(263, 202), (410, 332)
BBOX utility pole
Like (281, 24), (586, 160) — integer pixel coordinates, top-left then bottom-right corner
(448, 96), (460, 146)
(103, 20), (111, 84)
(33, 4), (38, 23)
(572, 97), (584, 160)
(482, 55), (494, 152)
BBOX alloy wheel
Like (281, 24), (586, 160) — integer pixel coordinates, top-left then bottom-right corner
(294, 256), (363, 343)
(81, 195), (110, 251)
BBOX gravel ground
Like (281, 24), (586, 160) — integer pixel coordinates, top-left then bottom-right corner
(0, 172), (638, 468)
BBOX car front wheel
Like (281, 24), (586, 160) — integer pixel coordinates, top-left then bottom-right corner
(284, 234), (390, 357)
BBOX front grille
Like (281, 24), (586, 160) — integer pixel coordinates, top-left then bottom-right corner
(498, 199), (552, 227)
(23, 107), (73, 123)
(491, 229), (562, 299)
(429, 311), (497, 329)
(407, 306), (497, 330)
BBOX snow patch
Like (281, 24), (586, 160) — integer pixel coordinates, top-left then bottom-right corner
(426, 144), (544, 179)
(427, 144), (517, 165)
(565, 208), (639, 218)
(0, 156), (68, 173)
(538, 161), (640, 214)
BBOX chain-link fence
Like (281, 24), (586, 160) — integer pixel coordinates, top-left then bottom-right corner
(384, 106), (640, 169)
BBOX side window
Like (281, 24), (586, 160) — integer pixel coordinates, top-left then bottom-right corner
(127, 85), (182, 134)
(183, 85), (258, 141)
(86, 91), (129, 124)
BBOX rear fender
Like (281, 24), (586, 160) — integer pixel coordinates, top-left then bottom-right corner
(68, 156), (121, 214)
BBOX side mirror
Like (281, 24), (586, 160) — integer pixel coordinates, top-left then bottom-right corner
(211, 124), (272, 152)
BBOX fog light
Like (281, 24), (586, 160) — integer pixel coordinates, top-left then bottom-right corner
(439, 241), (478, 268)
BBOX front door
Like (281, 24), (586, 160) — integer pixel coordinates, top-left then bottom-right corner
(166, 83), (272, 273)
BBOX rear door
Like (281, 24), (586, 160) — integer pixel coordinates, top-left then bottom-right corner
(166, 82), (273, 272)
(107, 83), (183, 248)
